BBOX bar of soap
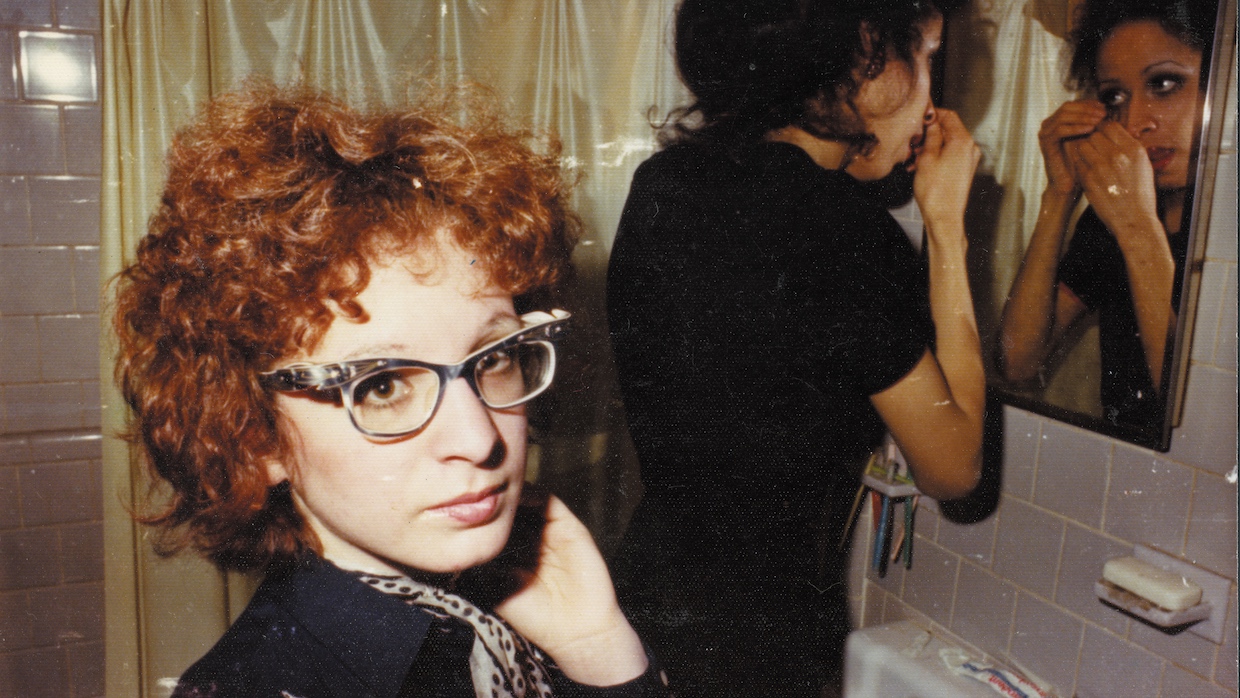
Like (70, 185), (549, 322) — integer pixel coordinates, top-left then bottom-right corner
(1103, 557), (1202, 611)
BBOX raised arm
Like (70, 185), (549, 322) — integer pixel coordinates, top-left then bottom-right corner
(998, 100), (1103, 383)
(1065, 121), (1177, 390)
(870, 110), (984, 501)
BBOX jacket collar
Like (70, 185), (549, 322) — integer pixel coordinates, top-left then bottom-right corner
(263, 555), (436, 697)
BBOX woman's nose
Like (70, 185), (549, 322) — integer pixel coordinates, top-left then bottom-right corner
(426, 377), (505, 468)
(1123, 98), (1157, 138)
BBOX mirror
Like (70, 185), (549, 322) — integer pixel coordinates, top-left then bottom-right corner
(939, 0), (1234, 451)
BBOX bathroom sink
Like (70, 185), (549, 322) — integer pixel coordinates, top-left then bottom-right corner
(843, 621), (999, 697)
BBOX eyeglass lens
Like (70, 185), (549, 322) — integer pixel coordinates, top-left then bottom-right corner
(347, 341), (554, 435)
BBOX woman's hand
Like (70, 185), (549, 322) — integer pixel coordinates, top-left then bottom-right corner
(913, 109), (982, 230)
(1038, 100), (1107, 197)
(1063, 121), (1162, 246)
(492, 492), (648, 686)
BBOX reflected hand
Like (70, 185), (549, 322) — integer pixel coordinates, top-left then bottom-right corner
(913, 109), (981, 229)
(1064, 121), (1162, 247)
(491, 491), (647, 685)
(1039, 100), (1107, 197)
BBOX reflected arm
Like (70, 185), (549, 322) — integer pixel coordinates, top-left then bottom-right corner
(998, 189), (1089, 383)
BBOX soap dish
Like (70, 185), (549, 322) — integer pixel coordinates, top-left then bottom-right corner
(1094, 579), (1212, 628)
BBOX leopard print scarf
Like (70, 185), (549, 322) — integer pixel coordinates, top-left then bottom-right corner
(356, 572), (554, 698)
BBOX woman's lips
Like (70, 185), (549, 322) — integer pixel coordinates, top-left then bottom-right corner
(1147, 147), (1175, 172)
(428, 484), (507, 525)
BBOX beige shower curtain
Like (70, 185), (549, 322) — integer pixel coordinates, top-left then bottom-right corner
(101, 1), (684, 695)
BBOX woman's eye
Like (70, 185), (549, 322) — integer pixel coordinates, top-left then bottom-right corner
(1148, 75), (1184, 95)
(353, 371), (411, 407)
(477, 348), (516, 374)
(1097, 88), (1126, 108)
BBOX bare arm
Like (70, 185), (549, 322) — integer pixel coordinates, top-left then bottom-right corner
(871, 110), (984, 501)
(1067, 122), (1177, 389)
(999, 100), (1104, 382)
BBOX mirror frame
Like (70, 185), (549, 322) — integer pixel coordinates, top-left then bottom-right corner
(989, 0), (1236, 452)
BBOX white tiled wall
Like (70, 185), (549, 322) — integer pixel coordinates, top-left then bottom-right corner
(0, 0), (103, 696)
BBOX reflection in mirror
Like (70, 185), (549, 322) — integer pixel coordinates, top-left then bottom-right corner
(943, 0), (1233, 450)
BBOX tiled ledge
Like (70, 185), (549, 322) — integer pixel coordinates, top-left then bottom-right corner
(0, 428), (103, 465)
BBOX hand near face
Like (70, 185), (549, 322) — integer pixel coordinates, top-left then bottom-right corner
(490, 491), (648, 686)
(913, 109), (982, 228)
(1063, 120), (1162, 245)
(1039, 99), (1108, 197)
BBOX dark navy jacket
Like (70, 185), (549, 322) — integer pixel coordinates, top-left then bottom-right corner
(173, 555), (667, 698)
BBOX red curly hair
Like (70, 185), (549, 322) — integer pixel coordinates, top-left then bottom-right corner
(114, 81), (578, 572)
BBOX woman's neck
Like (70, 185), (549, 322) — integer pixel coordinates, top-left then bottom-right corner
(764, 125), (849, 170)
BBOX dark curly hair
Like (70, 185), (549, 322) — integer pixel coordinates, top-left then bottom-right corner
(1069, 0), (1217, 90)
(664, 0), (962, 150)
(114, 81), (579, 572)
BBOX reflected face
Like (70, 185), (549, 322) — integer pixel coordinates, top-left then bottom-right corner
(1096, 20), (1202, 190)
(268, 245), (528, 576)
(847, 15), (943, 181)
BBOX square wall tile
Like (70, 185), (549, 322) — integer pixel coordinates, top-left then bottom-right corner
(1103, 445), (1193, 553)
(18, 31), (96, 102)
(950, 562), (1016, 657)
(1076, 626), (1164, 698)
(0, 0), (53, 26)
(1129, 609), (1219, 682)
(1000, 408), (1040, 500)
(0, 246), (75, 315)
(59, 522), (101, 582)
(72, 246), (99, 313)
(900, 539), (958, 628)
(0, 590), (33, 650)
(0, 527), (60, 589)
(56, 0), (100, 30)
(0, 177), (31, 245)
(2, 381), (83, 432)
(0, 646), (70, 698)
(1205, 152), (1236, 262)
(1167, 364), (1238, 476)
(0, 317), (39, 384)
(19, 460), (100, 525)
(37, 314), (98, 382)
(80, 380), (99, 428)
(1216, 586), (1237, 691)
(29, 177), (99, 245)
(1184, 470), (1238, 578)
(28, 582), (103, 646)
(936, 512), (996, 566)
(1162, 666), (1232, 698)
(0, 104), (63, 173)
(1010, 592), (1083, 697)
(1217, 266), (1237, 370)
(62, 105), (100, 175)
(1057, 523), (1131, 633)
(1033, 421), (1111, 528)
(1192, 260), (1230, 364)
(991, 496), (1063, 599)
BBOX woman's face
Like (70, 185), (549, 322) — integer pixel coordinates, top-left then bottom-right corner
(847, 15), (943, 182)
(1095, 20), (1202, 190)
(267, 244), (528, 576)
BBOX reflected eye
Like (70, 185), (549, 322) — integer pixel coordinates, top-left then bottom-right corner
(1148, 74), (1185, 96)
(476, 347), (517, 375)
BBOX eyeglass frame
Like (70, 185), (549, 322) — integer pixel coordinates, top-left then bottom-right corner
(259, 310), (570, 438)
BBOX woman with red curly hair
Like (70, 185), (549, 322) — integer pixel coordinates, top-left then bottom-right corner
(114, 82), (667, 698)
